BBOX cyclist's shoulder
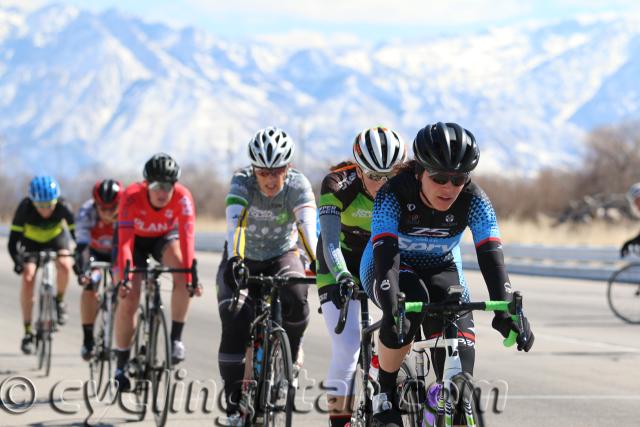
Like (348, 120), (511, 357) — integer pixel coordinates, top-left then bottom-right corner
(173, 182), (192, 197)
(378, 170), (416, 202)
(463, 180), (491, 204)
(55, 197), (73, 212)
(286, 168), (312, 190)
(321, 163), (358, 192)
(229, 166), (254, 188)
(76, 199), (97, 218)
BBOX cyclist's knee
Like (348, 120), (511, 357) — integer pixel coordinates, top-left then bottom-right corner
(22, 264), (37, 284)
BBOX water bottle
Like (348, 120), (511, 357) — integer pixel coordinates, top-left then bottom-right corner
(90, 270), (102, 286)
(369, 353), (379, 381)
(421, 383), (442, 427)
(255, 344), (263, 376)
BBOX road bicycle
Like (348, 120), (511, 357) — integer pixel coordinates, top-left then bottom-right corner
(123, 259), (199, 427)
(607, 262), (640, 324)
(83, 259), (118, 398)
(22, 251), (72, 377)
(226, 273), (316, 427)
(397, 285), (524, 427)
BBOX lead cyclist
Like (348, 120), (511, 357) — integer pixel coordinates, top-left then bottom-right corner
(216, 127), (318, 426)
(360, 122), (535, 427)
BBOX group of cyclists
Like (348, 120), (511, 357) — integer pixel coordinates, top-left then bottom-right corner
(8, 122), (538, 427)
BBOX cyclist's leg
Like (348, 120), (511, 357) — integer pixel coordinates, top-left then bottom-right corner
(20, 240), (41, 336)
(269, 249), (309, 366)
(80, 250), (109, 358)
(216, 245), (257, 416)
(113, 238), (146, 377)
(154, 230), (191, 348)
(53, 230), (72, 300)
(317, 245), (361, 423)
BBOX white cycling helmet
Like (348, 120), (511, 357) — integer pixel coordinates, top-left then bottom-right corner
(248, 127), (294, 169)
(627, 183), (640, 203)
(353, 127), (406, 175)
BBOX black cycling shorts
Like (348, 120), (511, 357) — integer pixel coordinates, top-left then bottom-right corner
(21, 230), (71, 263)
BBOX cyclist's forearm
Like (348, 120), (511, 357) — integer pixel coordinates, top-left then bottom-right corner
(373, 232), (400, 313)
(7, 230), (21, 262)
(294, 203), (317, 262)
(318, 207), (350, 278)
(225, 203), (247, 258)
(476, 239), (511, 301)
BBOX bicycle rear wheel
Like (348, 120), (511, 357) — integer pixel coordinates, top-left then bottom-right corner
(149, 309), (172, 427)
(607, 263), (640, 324)
(349, 353), (373, 427)
(262, 329), (293, 427)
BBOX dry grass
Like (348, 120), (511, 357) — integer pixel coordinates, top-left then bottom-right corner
(461, 217), (636, 247)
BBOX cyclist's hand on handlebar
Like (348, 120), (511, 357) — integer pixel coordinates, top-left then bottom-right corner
(188, 282), (203, 297)
(224, 256), (246, 291)
(327, 275), (356, 309)
(72, 250), (85, 275)
(492, 313), (534, 352)
(620, 236), (640, 257)
(118, 280), (131, 298)
(13, 263), (23, 275)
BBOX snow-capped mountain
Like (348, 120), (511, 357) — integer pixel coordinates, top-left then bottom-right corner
(1, 3), (639, 178)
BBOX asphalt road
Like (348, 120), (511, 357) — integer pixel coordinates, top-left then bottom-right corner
(1, 240), (639, 426)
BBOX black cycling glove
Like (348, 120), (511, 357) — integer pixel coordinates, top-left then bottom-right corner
(326, 274), (356, 310)
(223, 256), (246, 291)
(492, 312), (535, 352)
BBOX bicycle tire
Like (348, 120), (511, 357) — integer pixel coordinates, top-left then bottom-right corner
(39, 293), (54, 377)
(149, 309), (172, 427)
(349, 355), (373, 427)
(132, 307), (149, 421)
(607, 263), (640, 324)
(397, 361), (422, 427)
(89, 298), (116, 399)
(436, 373), (484, 427)
(262, 329), (293, 427)
(36, 293), (46, 370)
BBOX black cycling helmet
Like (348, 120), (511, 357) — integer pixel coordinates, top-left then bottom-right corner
(143, 153), (181, 183)
(92, 179), (122, 209)
(413, 122), (480, 173)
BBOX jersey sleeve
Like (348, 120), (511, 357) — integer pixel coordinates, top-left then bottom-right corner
(59, 198), (76, 241)
(289, 171), (317, 262)
(318, 172), (348, 280)
(176, 186), (196, 282)
(225, 172), (251, 258)
(468, 188), (512, 302)
(8, 199), (30, 262)
(117, 189), (136, 281)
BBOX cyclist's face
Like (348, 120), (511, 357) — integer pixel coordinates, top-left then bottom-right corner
(254, 166), (288, 198)
(356, 167), (390, 198)
(147, 184), (174, 208)
(419, 171), (465, 211)
(34, 201), (57, 218)
(96, 205), (118, 224)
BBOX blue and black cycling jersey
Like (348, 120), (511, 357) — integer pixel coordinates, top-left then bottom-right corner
(360, 169), (511, 303)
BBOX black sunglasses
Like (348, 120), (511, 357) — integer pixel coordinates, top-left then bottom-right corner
(428, 171), (469, 186)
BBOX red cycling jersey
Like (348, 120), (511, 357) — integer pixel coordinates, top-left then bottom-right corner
(117, 182), (196, 281)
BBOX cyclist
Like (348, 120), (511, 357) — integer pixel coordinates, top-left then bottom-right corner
(317, 127), (406, 427)
(73, 179), (123, 360)
(360, 122), (535, 427)
(620, 182), (640, 257)
(216, 126), (317, 426)
(8, 175), (76, 354)
(113, 153), (201, 391)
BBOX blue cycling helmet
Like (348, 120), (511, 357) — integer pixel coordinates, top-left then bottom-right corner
(29, 175), (61, 202)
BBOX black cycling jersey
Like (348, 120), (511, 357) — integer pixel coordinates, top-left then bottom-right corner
(8, 197), (76, 262)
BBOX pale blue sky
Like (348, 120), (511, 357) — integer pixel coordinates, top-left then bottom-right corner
(11, 0), (640, 41)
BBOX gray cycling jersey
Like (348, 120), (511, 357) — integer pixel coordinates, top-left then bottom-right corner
(225, 167), (316, 261)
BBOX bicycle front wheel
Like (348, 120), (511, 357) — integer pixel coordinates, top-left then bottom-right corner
(436, 373), (484, 427)
(149, 309), (172, 427)
(349, 351), (373, 427)
(397, 361), (422, 427)
(608, 263), (640, 324)
(89, 299), (116, 398)
(37, 293), (55, 377)
(262, 329), (293, 427)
